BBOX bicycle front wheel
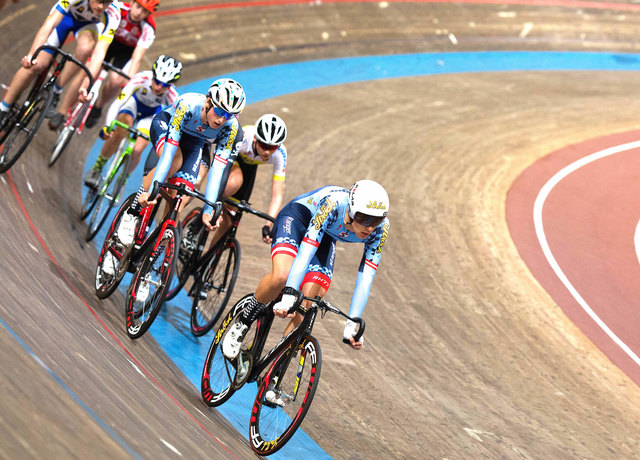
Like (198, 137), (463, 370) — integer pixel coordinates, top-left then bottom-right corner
(191, 238), (240, 336)
(125, 224), (178, 339)
(95, 193), (137, 299)
(0, 85), (53, 173)
(86, 154), (130, 242)
(201, 294), (257, 407)
(250, 335), (322, 456)
(49, 124), (74, 167)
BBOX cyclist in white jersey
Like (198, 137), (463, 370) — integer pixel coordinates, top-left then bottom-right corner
(83, 55), (181, 189)
(197, 113), (288, 250)
(106, 78), (247, 251)
(84, 0), (158, 128)
(222, 180), (390, 365)
(0, 0), (121, 127)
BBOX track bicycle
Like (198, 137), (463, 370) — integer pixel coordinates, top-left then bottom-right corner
(81, 119), (149, 242)
(0, 45), (94, 173)
(94, 178), (221, 339)
(165, 197), (275, 336)
(201, 291), (364, 456)
(49, 61), (129, 167)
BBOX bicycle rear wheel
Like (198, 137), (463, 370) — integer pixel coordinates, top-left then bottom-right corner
(191, 238), (240, 336)
(125, 224), (178, 339)
(95, 193), (136, 299)
(49, 103), (86, 167)
(250, 335), (322, 456)
(201, 294), (257, 407)
(86, 154), (130, 242)
(0, 85), (53, 173)
(165, 207), (203, 300)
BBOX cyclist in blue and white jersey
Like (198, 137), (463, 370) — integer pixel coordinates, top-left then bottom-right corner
(223, 180), (390, 365)
(108, 77), (246, 251)
(0, 0), (121, 128)
(83, 55), (181, 188)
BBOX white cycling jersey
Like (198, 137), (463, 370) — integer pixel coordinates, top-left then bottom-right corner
(235, 125), (287, 181)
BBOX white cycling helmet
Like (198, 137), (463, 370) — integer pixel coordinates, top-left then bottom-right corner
(255, 114), (287, 146)
(348, 180), (389, 222)
(207, 78), (246, 115)
(152, 55), (182, 84)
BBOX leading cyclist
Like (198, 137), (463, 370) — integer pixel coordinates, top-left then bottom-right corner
(223, 179), (390, 359)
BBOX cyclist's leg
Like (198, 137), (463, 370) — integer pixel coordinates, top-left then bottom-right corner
(51, 27), (97, 120)
(1, 53), (53, 111)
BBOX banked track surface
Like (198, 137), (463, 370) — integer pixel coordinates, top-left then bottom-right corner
(3, 0), (640, 458)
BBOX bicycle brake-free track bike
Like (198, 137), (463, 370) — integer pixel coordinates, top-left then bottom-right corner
(201, 292), (364, 456)
(165, 197), (275, 336)
(94, 179), (221, 339)
(81, 119), (149, 241)
(0, 45), (94, 173)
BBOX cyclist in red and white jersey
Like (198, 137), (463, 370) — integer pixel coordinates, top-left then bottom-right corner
(84, 0), (158, 128)
(83, 55), (181, 188)
(0, 0), (121, 128)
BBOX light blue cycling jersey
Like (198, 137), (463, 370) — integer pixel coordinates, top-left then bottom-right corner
(287, 186), (389, 318)
(149, 92), (241, 215)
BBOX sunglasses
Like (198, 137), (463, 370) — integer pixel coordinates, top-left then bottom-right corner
(211, 104), (232, 119)
(256, 139), (279, 152)
(353, 212), (385, 228)
(153, 78), (169, 88)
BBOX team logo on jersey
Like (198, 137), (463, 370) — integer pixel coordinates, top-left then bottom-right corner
(224, 123), (238, 150)
(311, 199), (336, 230)
(171, 101), (188, 131)
(195, 126), (206, 133)
(117, 91), (125, 100)
(61, 0), (70, 8)
(376, 221), (389, 254)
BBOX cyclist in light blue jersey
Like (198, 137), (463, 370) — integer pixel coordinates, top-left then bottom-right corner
(223, 179), (390, 358)
(110, 77), (246, 247)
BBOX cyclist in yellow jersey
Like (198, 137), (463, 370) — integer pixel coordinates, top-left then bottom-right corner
(0, 0), (121, 128)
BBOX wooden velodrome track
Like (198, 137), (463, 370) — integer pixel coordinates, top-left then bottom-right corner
(3, 0), (640, 458)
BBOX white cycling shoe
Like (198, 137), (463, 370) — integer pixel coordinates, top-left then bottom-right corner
(102, 251), (117, 276)
(117, 212), (138, 246)
(222, 322), (248, 359)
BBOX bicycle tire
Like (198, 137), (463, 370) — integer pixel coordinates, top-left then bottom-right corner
(125, 223), (178, 339)
(49, 102), (86, 168)
(95, 193), (136, 299)
(85, 154), (130, 242)
(80, 183), (101, 220)
(165, 207), (203, 300)
(201, 294), (258, 407)
(250, 334), (322, 456)
(191, 238), (240, 336)
(0, 85), (53, 173)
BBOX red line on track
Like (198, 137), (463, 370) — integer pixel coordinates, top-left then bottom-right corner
(5, 171), (238, 460)
(157, 0), (640, 17)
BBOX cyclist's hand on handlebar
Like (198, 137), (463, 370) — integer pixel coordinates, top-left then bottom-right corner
(99, 126), (112, 140)
(22, 54), (36, 69)
(261, 224), (273, 244)
(77, 87), (92, 103)
(138, 192), (157, 208)
(273, 293), (297, 318)
(344, 320), (364, 350)
(202, 211), (222, 231)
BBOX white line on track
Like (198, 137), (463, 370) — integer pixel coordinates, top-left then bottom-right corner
(533, 139), (640, 367)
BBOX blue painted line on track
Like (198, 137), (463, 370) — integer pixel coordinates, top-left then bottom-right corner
(0, 316), (141, 459)
(82, 50), (640, 458)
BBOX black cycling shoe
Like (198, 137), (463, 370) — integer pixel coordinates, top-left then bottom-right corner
(48, 112), (65, 131)
(84, 106), (102, 128)
(44, 92), (61, 119)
